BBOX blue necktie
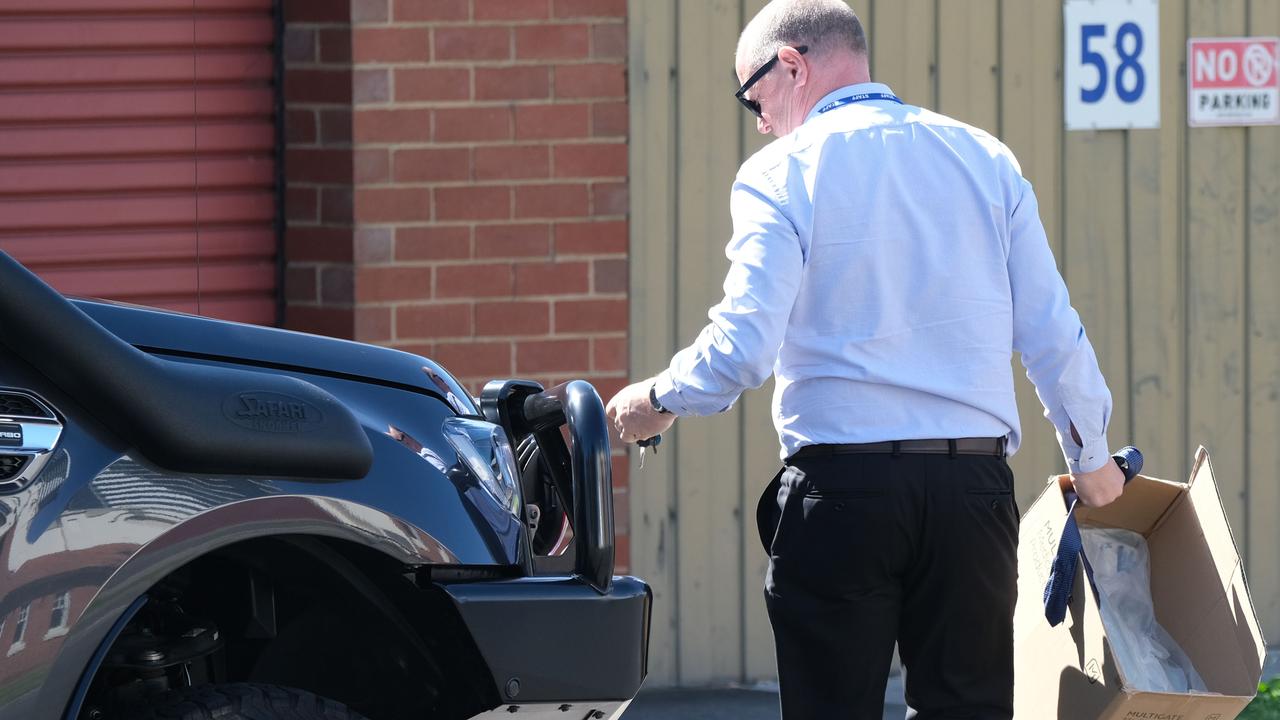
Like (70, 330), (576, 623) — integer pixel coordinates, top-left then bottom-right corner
(1042, 446), (1143, 627)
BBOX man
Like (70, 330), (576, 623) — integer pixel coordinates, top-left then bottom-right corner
(606, 1), (1125, 717)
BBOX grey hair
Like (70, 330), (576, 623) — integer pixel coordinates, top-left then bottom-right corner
(736, 0), (867, 71)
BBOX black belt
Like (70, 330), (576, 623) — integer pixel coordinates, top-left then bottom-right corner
(789, 437), (1006, 461)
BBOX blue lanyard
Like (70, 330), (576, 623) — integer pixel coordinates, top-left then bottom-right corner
(816, 92), (903, 114)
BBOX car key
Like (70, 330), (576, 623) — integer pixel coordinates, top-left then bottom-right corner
(637, 434), (661, 469)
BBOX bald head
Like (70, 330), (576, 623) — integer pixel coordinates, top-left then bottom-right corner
(735, 0), (867, 72)
(734, 0), (871, 137)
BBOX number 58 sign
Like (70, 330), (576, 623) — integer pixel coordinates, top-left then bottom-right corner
(1064, 0), (1160, 130)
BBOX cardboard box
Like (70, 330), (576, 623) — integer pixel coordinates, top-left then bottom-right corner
(1014, 447), (1266, 719)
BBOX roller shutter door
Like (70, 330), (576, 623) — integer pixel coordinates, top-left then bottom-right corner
(0, 0), (278, 324)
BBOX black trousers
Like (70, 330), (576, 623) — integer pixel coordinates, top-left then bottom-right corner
(756, 451), (1019, 720)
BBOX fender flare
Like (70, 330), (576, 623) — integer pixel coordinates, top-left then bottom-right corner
(49, 495), (458, 720)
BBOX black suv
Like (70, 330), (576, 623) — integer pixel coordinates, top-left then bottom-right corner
(0, 251), (650, 720)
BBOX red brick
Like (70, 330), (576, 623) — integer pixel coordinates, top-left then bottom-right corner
(475, 66), (550, 101)
(394, 0), (468, 21)
(319, 109), (352, 144)
(583, 374), (627, 405)
(434, 26), (511, 62)
(286, 109), (316, 144)
(435, 186), (511, 221)
(355, 227), (393, 263)
(475, 300), (550, 336)
(475, 223), (551, 258)
(397, 303), (474, 339)
(286, 226), (353, 262)
(285, 305), (355, 340)
(554, 142), (625, 178)
(353, 0), (389, 23)
(593, 258), (627, 293)
(354, 108), (432, 143)
(591, 182), (627, 215)
(432, 341), (513, 378)
(283, 27), (315, 63)
(321, 187), (354, 223)
(395, 68), (471, 102)
(319, 28), (352, 63)
(475, 0), (549, 20)
(434, 106), (512, 143)
(514, 260), (589, 295)
(283, 0), (347, 23)
(286, 266), (317, 302)
(394, 147), (471, 183)
(474, 145), (549, 180)
(353, 27), (430, 63)
(615, 531), (629, 575)
(397, 226), (471, 260)
(355, 187), (431, 222)
(320, 266), (354, 304)
(555, 298), (626, 332)
(285, 69), (351, 104)
(591, 22), (626, 59)
(554, 0), (625, 18)
(356, 306), (393, 343)
(354, 68), (390, 104)
(555, 220), (627, 254)
(591, 101), (628, 137)
(286, 186), (318, 222)
(356, 265), (433, 303)
(354, 148), (390, 183)
(516, 24), (589, 60)
(287, 148), (352, 184)
(516, 339), (589, 373)
(515, 183), (588, 218)
(515, 103), (589, 139)
(554, 62), (625, 99)
(436, 263), (515, 298)
(593, 336), (627, 372)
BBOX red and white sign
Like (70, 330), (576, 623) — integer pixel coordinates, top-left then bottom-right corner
(1188, 37), (1280, 127)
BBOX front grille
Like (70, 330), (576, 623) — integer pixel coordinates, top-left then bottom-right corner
(0, 392), (50, 419)
(0, 455), (28, 482)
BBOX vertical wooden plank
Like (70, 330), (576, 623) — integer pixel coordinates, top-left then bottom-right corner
(627, 0), (679, 687)
(1186, 0), (1248, 541)
(1128, 1), (1186, 495)
(1246, 0), (1280, 647)
(674, 0), (746, 686)
(937, 0), (999, 131)
(1062, 123), (1130, 490)
(1000, 0), (1070, 504)
(869, 0), (934, 105)
(737, 0), (779, 686)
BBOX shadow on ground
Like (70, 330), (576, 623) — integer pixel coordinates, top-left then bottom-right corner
(622, 678), (909, 719)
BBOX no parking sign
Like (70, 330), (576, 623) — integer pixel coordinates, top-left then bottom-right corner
(1187, 37), (1280, 127)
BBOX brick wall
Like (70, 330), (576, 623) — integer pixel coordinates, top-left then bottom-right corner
(282, 0), (631, 571)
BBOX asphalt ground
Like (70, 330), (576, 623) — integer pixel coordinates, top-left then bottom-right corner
(622, 676), (909, 719)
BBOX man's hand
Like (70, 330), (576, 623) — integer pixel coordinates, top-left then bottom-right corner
(1070, 459), (1125, 507)
(606, 379), (677, 446)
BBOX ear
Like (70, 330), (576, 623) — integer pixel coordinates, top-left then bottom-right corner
(777, 45), (808, 87)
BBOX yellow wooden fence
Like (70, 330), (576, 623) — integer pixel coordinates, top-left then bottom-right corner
(628, 0), (1279, 687)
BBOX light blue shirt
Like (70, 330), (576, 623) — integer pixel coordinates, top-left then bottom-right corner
(653, 83), (1113, 473)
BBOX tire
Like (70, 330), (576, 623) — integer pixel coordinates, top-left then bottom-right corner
(123, 682), (369, 720)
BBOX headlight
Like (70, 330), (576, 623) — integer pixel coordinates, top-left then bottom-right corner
(442, 417), (522, 517)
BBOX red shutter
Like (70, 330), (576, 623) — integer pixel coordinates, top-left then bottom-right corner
(0, 0), (278, 325)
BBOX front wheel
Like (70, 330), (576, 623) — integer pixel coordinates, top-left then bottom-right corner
(122, 683), (367, 720)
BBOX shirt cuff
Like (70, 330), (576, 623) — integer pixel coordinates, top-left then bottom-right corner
(651, 370), (689, 416)
(1068, 433), (1111, 474)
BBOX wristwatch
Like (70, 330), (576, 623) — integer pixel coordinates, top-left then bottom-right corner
(649, 384), (672, 414)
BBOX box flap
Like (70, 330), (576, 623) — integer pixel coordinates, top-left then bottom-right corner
(1182, 447), (1266, 689)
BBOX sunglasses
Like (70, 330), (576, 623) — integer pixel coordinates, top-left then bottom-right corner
(734, 45), (808, 119)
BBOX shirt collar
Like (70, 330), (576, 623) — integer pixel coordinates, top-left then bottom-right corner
(804, 82), (897, 124)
